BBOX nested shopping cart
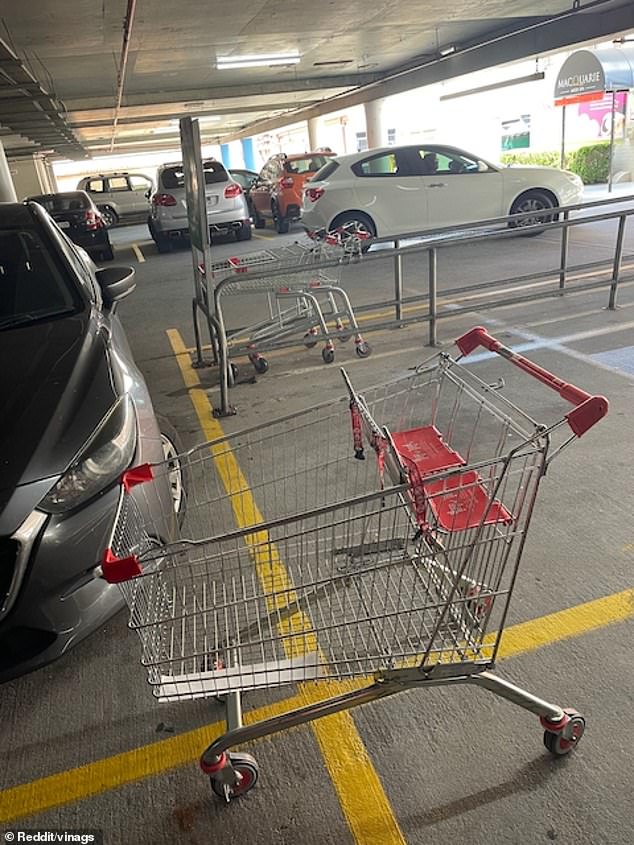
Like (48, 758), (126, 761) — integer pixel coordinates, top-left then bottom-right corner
(100, 326), (607, 802)
(206, 228), (371, 381)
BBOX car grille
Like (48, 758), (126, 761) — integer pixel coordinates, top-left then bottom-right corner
(0, 537), (19, 611)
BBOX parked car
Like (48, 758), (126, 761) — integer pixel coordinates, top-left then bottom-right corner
(250, 152), (335, 234)
(0, 201), (185, 681)
(77, 172), (154, 228)
(301, 144), (585, 240)
(228, 168), (258, 220)
(26, 191), (113, 261)
(148, 160), (251, 253)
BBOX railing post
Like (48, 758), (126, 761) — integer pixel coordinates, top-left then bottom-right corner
(559, 209), (569, 293)
(608, 214), (626, 310)
(428, 247), (438, 347)
(393, 239), (403, 323)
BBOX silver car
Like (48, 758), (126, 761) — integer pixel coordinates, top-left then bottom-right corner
(0, 201), (184, 681)
(77, 172), (154, 228)
(148, 160), (252, 253)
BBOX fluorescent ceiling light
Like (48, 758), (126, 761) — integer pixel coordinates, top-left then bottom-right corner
(216, 52), (300, 69)
(440, 45), (456, 56)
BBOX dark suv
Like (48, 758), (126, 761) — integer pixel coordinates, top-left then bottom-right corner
(26, 191), (113, 261)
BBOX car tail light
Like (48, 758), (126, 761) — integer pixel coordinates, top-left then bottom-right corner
(305, 187), (325, 202)
(224, 183), (243, 199)
(152, 193), (177, 206)
(84, 210), (103, 230)
(280, 176), (294, 189)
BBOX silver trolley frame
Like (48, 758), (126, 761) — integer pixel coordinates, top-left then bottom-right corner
(100, 326), (608, 803)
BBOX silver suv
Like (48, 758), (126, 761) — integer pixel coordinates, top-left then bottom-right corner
(148, 160), (251, 253)
(77, 172), (154, 228)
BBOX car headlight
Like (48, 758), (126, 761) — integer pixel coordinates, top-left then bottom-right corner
(40, 396), (137, 513)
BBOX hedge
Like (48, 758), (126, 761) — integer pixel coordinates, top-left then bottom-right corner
(500, 142), (611, 184)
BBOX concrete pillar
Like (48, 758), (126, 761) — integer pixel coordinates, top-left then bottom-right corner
(0, 141), (17, 201)
(307, 117), (320, 151)
(241, 138), (257, 171)
(220, 143), (231, 168)
(364, 99), (385, 150)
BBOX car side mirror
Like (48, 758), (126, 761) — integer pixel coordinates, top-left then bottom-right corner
(96, 266), (136, 307)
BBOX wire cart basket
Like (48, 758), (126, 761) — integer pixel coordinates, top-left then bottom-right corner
(100, 326), (608, 802)
(205, 228), (371, 382)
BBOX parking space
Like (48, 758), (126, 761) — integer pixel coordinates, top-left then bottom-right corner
(2, 215), (634, 844)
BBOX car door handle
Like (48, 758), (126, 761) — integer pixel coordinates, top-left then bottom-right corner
(427, 182), (447, 188)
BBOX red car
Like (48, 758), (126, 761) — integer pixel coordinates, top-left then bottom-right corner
(250, 152), (335, 234)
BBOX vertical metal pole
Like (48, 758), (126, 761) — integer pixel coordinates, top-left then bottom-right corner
(225, 645), (243, 732)
(427, 247), (438, 347)
(608, 214), (626, 310)
(191, 298), (204, 367)
(559, 210), (570, 293)
(393, 239), (403, 322)
(559, 105), (566, 170)
(608, 91), (616, 194)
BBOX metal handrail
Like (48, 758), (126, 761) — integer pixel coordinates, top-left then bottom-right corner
(191, 193), (633, 416)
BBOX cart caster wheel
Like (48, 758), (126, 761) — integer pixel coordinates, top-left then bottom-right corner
(339, 332), (351, 343)
(543, 709), (585, 756)
(355, 341), (372, 358)
(322, 346), (335, 364)
(304, 332), (318, 349)
(227, 363), (238, 386)
(209, 752), (259, 801)
(252, 357), (269, 374)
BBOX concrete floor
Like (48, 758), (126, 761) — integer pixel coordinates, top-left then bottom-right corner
(1, 211), (634, 845)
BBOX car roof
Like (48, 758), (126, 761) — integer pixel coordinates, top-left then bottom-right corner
(27, 190), (90, 201)
(0, 202), (40, 225)
(280, 151), (335, 160)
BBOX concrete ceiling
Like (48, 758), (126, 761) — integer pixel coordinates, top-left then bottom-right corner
(1, 0), (633, 159)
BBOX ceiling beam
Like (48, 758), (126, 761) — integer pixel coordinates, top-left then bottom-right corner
(222, 2), (634, 141)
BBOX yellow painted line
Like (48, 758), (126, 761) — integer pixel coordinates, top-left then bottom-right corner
(166, 328), (405, 844)
(2, 586), (633, 825)
(131, 243), (145, 263)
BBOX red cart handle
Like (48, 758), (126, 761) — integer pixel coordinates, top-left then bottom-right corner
(455, 326), (608, 437)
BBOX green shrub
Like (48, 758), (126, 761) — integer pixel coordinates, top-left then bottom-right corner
(567, 142), (611, 184)
(500, 150), (566, 169)
(500, 143), (612, 184)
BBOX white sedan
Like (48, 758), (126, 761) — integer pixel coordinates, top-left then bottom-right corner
(301, 144), (584, 239)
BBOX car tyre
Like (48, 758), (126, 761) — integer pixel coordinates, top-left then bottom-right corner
(330, 211), (376, 253)
(101, 245), (115, 261)
(252, 205), (266, 229)
(235, 222), (252, 242)
(509, 190), (557, 236)
(156, 415), (190, 527)
(273, 203), (290, 234)
(99, 205), (118, 228)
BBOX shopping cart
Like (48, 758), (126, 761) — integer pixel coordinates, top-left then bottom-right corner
(207, 229), (371, 379)
(100, 326), (607, 803)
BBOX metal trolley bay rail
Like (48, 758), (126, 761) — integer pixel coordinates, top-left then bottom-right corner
(99, 326), (608, 803)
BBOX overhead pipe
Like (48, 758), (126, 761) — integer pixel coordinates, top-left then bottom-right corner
(109, 0), (137, 152)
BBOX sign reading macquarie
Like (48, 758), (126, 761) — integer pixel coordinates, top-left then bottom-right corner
(555, 50), (605, 99)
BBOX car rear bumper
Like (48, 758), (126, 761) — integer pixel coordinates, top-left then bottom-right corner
(69, 230), (110, 253)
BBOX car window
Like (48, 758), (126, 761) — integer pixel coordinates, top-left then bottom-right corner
(129, 175), (152, 192)
(28, 193), (90, 213)
(312, 160), (339, 181)
(352, 153), (399, 177)
(415, 149), (485, 175)
(87, 179), (104, 193)
(160, 162), (228, 190)
(231, 171), (255, 189)
(284, 156), (330, 175)
(0, 228), (81, 327)
(107, 177), (129, 192)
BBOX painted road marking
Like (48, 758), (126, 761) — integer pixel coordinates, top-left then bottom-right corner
(481, 319), (634, 383)
(591, 344), (634, 376)
(166, 328), (406, 845)
(1, 586), (632, 825)
(131, 243), (145, 263)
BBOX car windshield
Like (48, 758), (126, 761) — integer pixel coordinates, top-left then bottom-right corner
(28, 192), (90, 213)
(161, 162), (228, 189)
(0, 228), (80, 330)
(284, 156), (331, 175)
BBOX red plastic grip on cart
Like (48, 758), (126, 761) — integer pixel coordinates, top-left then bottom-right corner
(455, 326), (608, 436)
(101, 548), (143, 583)
(121, 463), (154, 493)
